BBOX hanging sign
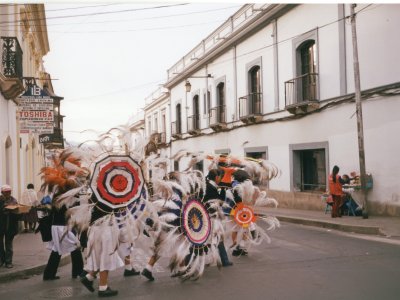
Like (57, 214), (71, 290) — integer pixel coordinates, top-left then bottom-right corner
(17, 84), (54, 134)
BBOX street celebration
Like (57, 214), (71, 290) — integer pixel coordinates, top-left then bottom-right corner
(1, 2), (400, 300)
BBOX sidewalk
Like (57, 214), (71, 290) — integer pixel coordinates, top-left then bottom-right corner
(1, 208), (399, 283)
(269, 207), (400, 238)
(0, 231), (70, 283)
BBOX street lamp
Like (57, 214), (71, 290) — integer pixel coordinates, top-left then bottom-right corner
(183, 74), (213, 132)
(185, 80), (191, 93)
(184, 74), (213, 92)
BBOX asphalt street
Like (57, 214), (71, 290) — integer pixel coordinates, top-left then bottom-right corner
(1, 222), (399, 300)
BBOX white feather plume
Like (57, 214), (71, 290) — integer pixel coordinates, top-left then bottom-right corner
(54, 186), (85, 208)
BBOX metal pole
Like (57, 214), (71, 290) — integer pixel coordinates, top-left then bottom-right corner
(350, 4), (368, 218)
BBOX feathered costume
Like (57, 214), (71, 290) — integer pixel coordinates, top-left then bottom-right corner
(148, 170), (227, 280)
(173, 150), (281, 257)
(39, 126), (281, 282)
(40, 126), (160, 275)
(39, 149), (89, 280)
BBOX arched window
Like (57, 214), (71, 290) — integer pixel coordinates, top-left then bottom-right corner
(176, 104), (181, 134)
(297, 40), (317, 101)
(5, 136), (12, 185)
(31, 138), (36, 182)
(192, 95), (200, 130)
(248, 66), (261, 114)
(25, 144), (29, 183)
(216, 82), (225, 122)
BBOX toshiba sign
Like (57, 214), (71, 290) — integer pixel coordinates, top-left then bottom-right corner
(17, 84), (54, 134)
(18, 111), (53, 120)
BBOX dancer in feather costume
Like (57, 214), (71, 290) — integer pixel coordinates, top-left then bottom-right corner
(38, 126), (158, 297)
(223, 169), (280, 257)
(174, 150), (281, 258)
(141, 169), (225, 281)
(75, 128), (161, 297)
(40, 150), (88, 281)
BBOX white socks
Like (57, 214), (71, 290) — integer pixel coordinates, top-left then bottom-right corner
(99, 285), (108, 292)
(125, 265), (133, 271)
(86, 273), (95, 281)
(145, 264), (153, 272)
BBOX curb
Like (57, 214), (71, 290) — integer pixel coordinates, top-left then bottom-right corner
(0, 255), (71, 283)
(276, 215), (384, 236)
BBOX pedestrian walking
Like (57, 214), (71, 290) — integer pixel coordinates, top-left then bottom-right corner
(0, 185), (19, 268)
(202, 169), (232, 267)
(20, 183), (39, 232)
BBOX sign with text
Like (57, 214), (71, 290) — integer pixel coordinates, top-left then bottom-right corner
(17, 84), (54, 134)
(39, 133), (63, 145)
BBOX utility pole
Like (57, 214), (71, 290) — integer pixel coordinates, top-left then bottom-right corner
(350, 4), (368, 218)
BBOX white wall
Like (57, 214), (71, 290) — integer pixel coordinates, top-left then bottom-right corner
(165, 4), (400, 214)
(345, 4), (400, 92)
(278, 4), (341, 104)
(171, 93), (400, 208)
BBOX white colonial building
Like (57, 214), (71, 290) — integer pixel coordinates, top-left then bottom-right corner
(140, 4), (400, 216)
(0, 4), (62, 198)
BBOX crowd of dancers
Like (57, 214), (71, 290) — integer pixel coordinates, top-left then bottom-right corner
(36, 128), (280, 297)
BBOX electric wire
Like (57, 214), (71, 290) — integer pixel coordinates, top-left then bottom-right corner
(0, 19), (227, 34)
(53, 4), (378, 102)
(0, 3), (189, 25)
(0, 3), (122, 16)
(202, 4), (376, 70)
(1, 4), (378, 104)
(0, 5), (241, 28)
(66, 79), (165, 102)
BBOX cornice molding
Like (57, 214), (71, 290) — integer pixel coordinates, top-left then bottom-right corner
(165, 4), (297, 90)
(27, 4), (49, 57)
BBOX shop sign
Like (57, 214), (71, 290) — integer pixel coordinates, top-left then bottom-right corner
(17, 84), (54, 134)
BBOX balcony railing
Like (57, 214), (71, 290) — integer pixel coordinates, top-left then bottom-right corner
(171, 121), (181, 138)
(285, 73), (319, 106)
(1, 37), (23, 78)
(238, 92), (263, 121)
(1, 37), (24, 99)
(187, 114), (200, 135)
(209, 105), (226, 126)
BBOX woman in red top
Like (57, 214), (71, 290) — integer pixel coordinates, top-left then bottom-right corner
(329, 165), (346, 218)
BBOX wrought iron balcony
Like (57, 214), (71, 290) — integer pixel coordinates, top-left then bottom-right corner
(171, 121), (182, 139)
(0, 36), (24, 100)
(209, 105), (226, 131)
(187, 114), (201, 135)
(285, 73), (319, 114)
(238, 92), (263, 123)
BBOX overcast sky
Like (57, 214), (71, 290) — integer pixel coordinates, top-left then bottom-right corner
(43, 2), (242, 143)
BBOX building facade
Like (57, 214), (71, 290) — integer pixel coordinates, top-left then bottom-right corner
(0, 4), (62, 198)
(141, 4), (400, 216)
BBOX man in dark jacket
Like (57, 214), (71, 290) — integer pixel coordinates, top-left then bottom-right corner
(202, 169), (232, 267)
(0, 185), (19, 268)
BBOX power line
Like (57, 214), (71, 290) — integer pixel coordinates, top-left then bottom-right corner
(50, 5), (378, 102)
(0, 19), (227, 34)
(66, 79), (165, 102)
(0, 3), (189, 25)
(206, 4), (377, 69)
(0, 5), (241, 28)
(0, 3), (121, 16)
